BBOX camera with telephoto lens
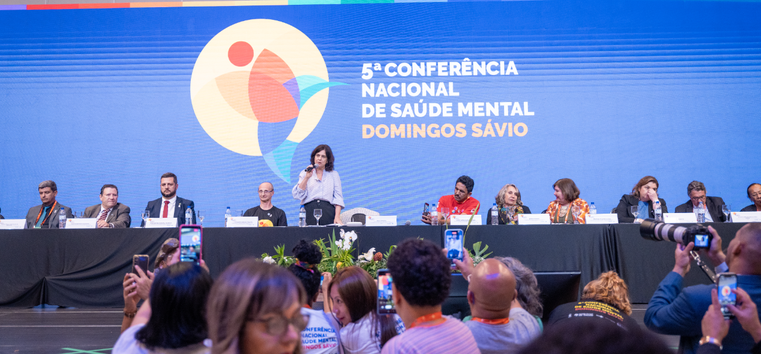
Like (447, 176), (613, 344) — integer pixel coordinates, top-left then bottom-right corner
(640, 219), (712, 249)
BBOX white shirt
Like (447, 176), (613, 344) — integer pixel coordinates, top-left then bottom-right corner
(96, 205), (114, 228)
(292, 170), (345, 207)
(160, 196), (177, 218)
(694, 205), (714, 222)
(302, 307), (341, 354)
(340, 313), (404, 354)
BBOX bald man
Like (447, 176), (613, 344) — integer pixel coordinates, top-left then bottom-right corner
(461, 257), (542, 354)
(646, 223), (761, 354)
(243, 182), (287, 227)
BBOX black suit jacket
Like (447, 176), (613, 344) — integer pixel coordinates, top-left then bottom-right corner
(143, 197), (196, 226)
(25, 202), (73, 229)
(83, 203), (132, 228)
(616, 194), (668, 223)
(742, 204), (759, 212)
(674, 196), (726, 222)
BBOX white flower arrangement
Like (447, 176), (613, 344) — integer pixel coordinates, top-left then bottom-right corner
(262, 256), (276, 264)
(335, 229), (358, 251)
(358, 247), (376, 263)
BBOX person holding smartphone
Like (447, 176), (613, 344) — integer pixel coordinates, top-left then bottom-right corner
(422, 176), (480, 225)
(699, 287), (761, 354)
(292, 144), (344, 226)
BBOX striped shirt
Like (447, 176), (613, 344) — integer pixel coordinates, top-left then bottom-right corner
(380, 317), (480, 354)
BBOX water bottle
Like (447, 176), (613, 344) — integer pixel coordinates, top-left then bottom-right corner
(697, 201), (706, 223)
(589, 202), (597, 215)
(654, 201), (662, 221)
(430, 204), (439, 226)
(224, 206), (231, 227)
(491, 203), (499, 225)
(185, 207), (193, 225)
(59, 207), (67, 229)
(299, 205), (307, 227)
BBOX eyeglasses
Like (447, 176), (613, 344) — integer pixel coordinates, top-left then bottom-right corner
(252, 313), (310, 336)
(258, 190), (273, 194)
(751, 193), (761, 198)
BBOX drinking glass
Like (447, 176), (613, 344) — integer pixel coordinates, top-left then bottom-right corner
(314, 209), (323, 225)
(440, 207), (450, 224)
(572, 205), (581, 224)
(630, 206), (639, 222)
(197, 210), (206, 226)
(722, 205), (731, 223)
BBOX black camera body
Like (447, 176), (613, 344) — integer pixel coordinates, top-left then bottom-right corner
(640, 219), (712, 249)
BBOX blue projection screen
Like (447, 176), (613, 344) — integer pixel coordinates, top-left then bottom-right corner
(1, 0), (760, 226)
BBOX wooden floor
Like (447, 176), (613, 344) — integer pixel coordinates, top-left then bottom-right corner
(0, 304), (679, 353)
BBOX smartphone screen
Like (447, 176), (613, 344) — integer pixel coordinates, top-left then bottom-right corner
(422, 203), (430, 216)
(694, 234), (710, 249)
(179, 225), (202, 265)
(377, 269), (396, 314)
(444, 229), (464, 267)
(718, 273), (737, 319)
(132, 254), (149, 274)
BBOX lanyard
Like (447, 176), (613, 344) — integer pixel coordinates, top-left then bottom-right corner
(554, 202), (571, 223)
(409, 312), (443, 329)
(35, 201), (58, 226)
(471, 317), (510, 325)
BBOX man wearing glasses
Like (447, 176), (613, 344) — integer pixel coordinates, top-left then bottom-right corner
(244, 182), (288, 226)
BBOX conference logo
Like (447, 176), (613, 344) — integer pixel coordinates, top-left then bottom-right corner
(190, 19), (344, 183)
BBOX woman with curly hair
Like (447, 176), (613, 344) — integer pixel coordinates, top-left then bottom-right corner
(494, 184), (532, 224)
(547, 271), (638, 330)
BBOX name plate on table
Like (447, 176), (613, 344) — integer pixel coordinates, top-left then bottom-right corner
(517, 214), (551, 225)
(731, 212), (761, 223)
(585, 214), (619, 224)
(663, 213), (698, 223)
(366, 215), (397, 226)
(145, 218), (177, 228)
(0, 219), (26, 229)
(450, 214), (482, 226)
(226, 217), (258, 228)
(66, 218), (97, 229)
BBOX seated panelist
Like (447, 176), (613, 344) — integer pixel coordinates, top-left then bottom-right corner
(741, 183), (761, 212)
(674, 181), (726, 222)
(83, 184), (131, 228)
(422, 175), (480, 225)
(616, 176), (668, 223)
(546, 178), (588, 224)
(243, 182), (287, 227)
(25, 180), (73, 229)
(142, 172), (195, 226)
(494, 183), (531, 224)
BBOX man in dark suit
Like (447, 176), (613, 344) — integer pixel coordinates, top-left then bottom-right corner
(25, 180), (73, 229)
(142, 172), (195, 226)
(83, 184), (131, 228)
(741, 183), (761, 212)
(675, 180), (726, 222)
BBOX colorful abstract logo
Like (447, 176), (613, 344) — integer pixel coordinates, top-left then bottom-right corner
(190, 19), (345, 183)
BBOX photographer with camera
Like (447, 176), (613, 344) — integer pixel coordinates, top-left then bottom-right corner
(644, 223), (761, 354)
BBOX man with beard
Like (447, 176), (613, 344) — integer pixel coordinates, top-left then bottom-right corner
(142, 172), (196, 226)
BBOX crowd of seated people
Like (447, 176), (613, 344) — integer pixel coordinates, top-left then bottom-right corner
(115, 224), (761, 353)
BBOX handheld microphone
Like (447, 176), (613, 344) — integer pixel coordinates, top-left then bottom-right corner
(305, 163), (319, 172)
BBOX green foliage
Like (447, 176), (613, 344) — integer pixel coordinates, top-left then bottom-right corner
(314, 229), (356, 274)
(468, 241), (492, 266)
(261, 244), (295, 267)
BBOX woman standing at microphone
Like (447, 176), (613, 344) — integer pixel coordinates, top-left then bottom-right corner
(292, 144), (345, 225)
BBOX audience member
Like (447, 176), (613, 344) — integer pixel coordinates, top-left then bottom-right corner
(517, 319), (672, 354)
(25, 180), (73, 229)
(548, 271), (638, 331)
(616, 175), (668, 223)
(206, 258), (308, 354)
(322, 266), (403, 353)
(494, 184), (531, 225)
(422, 175), (480, 225)
(742, 183), (761, 212)
(645, 223), (761, 354)
(113, 262), (213, 354)
(244, 182), (287, 227)
(381, 238), (479, 354)
(288, 240), (340, 354)
(495, 257), (543, 320)
(546, 178), (588, 224)
(675, 181), (727, 222)
(699, 288), (761, 354)
(83, 184), (131, 228)
(464, 258), (539, 354)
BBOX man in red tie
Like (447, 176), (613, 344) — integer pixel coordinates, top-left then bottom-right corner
(142, 172), (196, 226)
(83, 184), (131, 228)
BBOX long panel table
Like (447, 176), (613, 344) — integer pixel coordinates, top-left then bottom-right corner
(0, 223), (749, 307)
